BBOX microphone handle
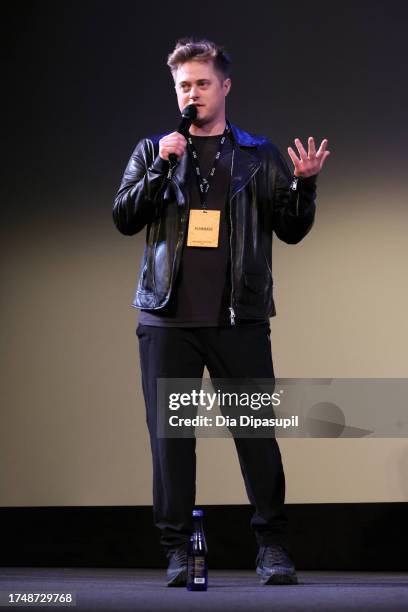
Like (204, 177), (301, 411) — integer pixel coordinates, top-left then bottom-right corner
(168, 153), (178, 166)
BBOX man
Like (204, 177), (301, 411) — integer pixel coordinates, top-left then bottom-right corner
(113, 37), (330, 586)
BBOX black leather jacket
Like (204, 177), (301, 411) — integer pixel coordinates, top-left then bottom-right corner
(113, 122), (317, 324)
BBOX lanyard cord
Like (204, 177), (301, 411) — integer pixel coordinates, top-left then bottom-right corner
(187, 120), (231, 211)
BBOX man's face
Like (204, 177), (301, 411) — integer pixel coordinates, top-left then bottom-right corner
(174, 60), (231, 127)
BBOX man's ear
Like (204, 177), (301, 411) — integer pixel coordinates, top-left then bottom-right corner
(224, 78), (232, 97)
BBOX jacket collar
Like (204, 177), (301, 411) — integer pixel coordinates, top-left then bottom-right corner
(228, 121), (262, 199)
(228, 121), (262, 148)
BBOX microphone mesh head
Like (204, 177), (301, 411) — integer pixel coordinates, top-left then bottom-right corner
(181, 104), (198, 120)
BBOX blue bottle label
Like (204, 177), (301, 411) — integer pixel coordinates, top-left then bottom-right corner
(192, 557), (206, 578)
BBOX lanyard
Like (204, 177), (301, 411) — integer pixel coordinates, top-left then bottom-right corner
(187, 120), (231, 210)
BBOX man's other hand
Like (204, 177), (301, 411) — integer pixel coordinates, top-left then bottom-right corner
(287, 137), (331, 177)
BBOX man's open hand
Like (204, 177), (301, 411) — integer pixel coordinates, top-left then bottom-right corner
(288, 137), (330, 178)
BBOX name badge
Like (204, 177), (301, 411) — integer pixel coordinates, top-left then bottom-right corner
(187, 209), (220, 247)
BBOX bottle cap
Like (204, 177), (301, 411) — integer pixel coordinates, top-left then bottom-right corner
(193, 508), (204, 517)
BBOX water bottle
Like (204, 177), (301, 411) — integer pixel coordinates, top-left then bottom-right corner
(187, 508), (208, 591)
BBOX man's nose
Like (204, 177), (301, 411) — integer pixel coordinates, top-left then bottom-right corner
(189, 85), (199, 99)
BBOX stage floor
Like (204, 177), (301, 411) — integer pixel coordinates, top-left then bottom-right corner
(1, 568), (408, 611)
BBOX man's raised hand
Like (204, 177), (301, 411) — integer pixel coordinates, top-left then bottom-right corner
(287, 137), (330, 178)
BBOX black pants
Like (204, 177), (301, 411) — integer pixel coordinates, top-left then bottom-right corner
(136, 321), (289, 552)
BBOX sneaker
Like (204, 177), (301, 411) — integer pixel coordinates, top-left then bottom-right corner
(166, 545), (188, 587)
(256, 544), (298, 585)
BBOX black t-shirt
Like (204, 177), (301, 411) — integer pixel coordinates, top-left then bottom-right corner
(139, 131), (267, 327)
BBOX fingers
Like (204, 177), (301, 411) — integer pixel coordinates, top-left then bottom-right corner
(319, 150), (331, 166)
(289, 135), (331, 177)
(159, 132), (187, 160)
(308, 136), (316, 157)
(294, 138), (308, 161)
(316, 139), (329, 158)
(293, 136), (329, 160)
(164, 133), (187, 153)
(287, 146), (301, 167)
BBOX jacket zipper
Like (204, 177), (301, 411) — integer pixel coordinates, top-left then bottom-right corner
(229, 149), (236, 326)
(167, 157), (177, 180)
(148, 159), (185, 310)
(290, 176), (300, 216)
(228, 150), (262, 326)
(164, 174), (187, 308)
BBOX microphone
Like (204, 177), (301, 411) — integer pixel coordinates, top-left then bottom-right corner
(168, 104), (198, 167)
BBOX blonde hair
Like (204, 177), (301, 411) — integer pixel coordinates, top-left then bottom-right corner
(167, 37), (231, 82)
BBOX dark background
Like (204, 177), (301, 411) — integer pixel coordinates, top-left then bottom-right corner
(2, 0), (407, 227)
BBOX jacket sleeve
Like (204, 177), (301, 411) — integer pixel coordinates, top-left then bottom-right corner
(272, 145), (317, 245)
(112, 138), (170, 235)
